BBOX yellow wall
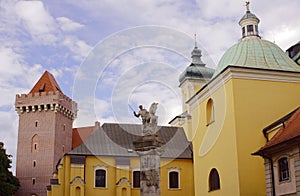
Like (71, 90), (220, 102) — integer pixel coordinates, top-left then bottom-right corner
(190, 77), (300, 195)
(47, 155), (194, 196)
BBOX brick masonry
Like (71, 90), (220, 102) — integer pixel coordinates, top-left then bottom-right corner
(15, 90), (77, 196)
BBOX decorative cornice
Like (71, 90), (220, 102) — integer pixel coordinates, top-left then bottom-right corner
(188, 66), (300, 109)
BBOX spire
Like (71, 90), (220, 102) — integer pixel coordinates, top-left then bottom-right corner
(29, 71), (62, 94)
(191, 34), (204, 65)
(239, 1), (260, 40)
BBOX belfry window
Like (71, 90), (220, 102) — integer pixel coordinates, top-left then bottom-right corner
(247, 25), (254, 35)
(95, 169), (106, 188)
(278, 157), (289, 181)
(206, 98), (215, 125)
(209, 168), (220, 191)
(242, 27), (245, 37)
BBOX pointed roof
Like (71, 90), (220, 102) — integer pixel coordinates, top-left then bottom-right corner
(254, 108), (300, 154)
(29, 71), (62, 94)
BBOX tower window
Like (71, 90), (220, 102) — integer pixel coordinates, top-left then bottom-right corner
(247, 25), (254, 35)
(62, 145), (65, 153)
(31, 134), (39, 152)
(32, 178), (36, 185)
(33, 160), (36, 167)
(242, 27), (245, 37)
(278, 157), (289, 181)
(206, 98), (215, 125)
(209, 168), (220, 191)
(35, 121), (38, 127)
(132, 170), (140, 188)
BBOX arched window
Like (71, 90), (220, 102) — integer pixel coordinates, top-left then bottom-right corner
(132, 170), (140, 188)
(206, 98), (215, 125)
(278, 157), (289, 181)
(31, 134), (39, 152)
(33, 160), (36, 167)
(209, 168), (220, 191)
(35, 121), (38, 127)
(95, 169), (106, 188)
(75, 186), (80, 196)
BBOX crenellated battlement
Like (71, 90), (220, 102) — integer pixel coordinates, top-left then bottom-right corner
(15, 90), (77, 120)
(16, 90), (73, 103)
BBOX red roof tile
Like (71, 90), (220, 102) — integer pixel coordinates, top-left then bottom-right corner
(259, 108), (300, 151)
(72, 126), (96, 149)
(29, 71), (62, 94)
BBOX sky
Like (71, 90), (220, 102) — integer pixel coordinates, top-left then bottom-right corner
(0, 0), (299, 172)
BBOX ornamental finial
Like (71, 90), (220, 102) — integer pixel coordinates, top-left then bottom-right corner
(194, 33), (197, 48)
(245, 1), (250, 12)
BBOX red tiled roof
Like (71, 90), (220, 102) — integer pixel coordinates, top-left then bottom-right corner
(259, 108), (300, 151)
(72, 126), (96, 149)
(29, 71), (62, 94)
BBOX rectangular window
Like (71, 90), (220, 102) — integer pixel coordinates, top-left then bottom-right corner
(247, 25), (254, 35)
(95, 169), (106, 188)
(279, 157), (290, 181)
(133, 171), (140, 188)
(169, 171), (179, 189)
(242, 27), (245, 37)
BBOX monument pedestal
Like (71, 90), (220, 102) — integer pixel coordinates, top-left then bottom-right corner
(133, 135), (164, 196)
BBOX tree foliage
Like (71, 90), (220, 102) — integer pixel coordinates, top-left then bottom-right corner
(0, 142), (20, 195)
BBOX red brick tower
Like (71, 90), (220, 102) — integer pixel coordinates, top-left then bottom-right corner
(15, 71), (77, 195)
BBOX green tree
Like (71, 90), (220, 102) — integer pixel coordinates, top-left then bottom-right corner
(0, 142), (20, 196)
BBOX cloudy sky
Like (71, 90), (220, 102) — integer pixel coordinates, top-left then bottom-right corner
(0, 0), (299, 172)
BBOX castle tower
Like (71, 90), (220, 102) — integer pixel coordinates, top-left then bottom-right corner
(15, 71), (77, 196)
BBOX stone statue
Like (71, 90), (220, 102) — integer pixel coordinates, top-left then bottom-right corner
(133, 103), (158, 135)
(134, 105), (150, 125)
(245, 1), (250, 12)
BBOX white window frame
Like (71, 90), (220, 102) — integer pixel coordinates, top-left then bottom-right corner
(94, 165), (107, 188)
(168, 167), (181, 189)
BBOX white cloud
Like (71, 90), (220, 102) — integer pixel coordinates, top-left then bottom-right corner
(56, 17), (84, 32)
(14, 1), (58, 45)
(63, 36), (92, 61)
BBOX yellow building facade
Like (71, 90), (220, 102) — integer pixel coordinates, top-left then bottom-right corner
(177, 4), (300, 196)
(47, 123), (194, 196)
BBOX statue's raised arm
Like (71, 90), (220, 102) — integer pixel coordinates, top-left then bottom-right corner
(134, 105), (150, 125)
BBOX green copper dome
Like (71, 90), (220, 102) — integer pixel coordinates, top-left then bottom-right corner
(213, 37), (300, 77)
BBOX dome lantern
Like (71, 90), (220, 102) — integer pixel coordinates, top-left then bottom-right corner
(239, 1), (260, 40)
